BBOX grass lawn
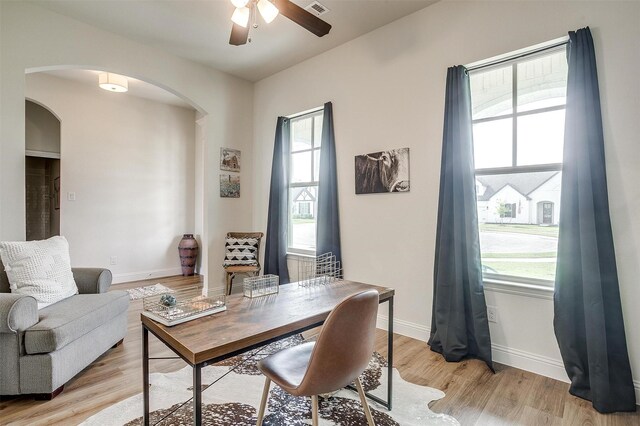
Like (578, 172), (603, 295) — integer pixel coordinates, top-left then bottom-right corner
(482, 252), (556, 259)
(480, 223), (559, 238)
(292, 218), (316, 224)
(483, 261), (556, 281)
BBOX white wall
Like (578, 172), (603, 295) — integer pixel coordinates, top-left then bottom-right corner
(0, 2), (254, 292)
(25, 100), (61, 154)
(25, 73), (195, 282)
(252, 0), (640, 400)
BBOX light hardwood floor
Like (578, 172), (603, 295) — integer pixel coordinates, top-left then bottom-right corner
(1, 275), (638, 425)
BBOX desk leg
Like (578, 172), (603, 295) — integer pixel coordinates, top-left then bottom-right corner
(387, 296), (394, 411)
(193, 363), (202, 425)
(143, 326), (150, 426)
(346, 296), (394, 411)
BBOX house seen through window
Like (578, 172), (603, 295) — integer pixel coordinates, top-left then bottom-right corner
(288, 110), (323, 254)
(470, 46), (568, 285)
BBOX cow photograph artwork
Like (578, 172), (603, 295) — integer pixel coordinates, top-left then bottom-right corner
(355, 148), (410, 194)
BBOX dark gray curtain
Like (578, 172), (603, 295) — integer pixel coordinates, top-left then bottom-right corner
(428, 66), (493, 371)
(553, 27), (635, 413)
(316, 102), (342, 264)
(264, 117), (291, 284)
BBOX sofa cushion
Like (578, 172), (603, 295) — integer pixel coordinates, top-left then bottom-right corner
(24, 291), (129, 355)
(223, 237), (259, 267)
(0, 237), (78, 308)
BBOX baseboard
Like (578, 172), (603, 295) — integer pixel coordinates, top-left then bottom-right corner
(377, 314), (640, 404)
(376, 314), (430, 341)
(111, 267), (184, 284)
(491, 342), (568, 383)
(377, 314), (566, 380)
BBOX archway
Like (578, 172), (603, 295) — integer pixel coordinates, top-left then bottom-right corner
(24, 66), (209, 283)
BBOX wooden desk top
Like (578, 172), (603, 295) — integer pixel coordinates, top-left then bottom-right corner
(141, 280), (394, 365)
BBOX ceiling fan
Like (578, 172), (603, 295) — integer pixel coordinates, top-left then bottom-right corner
(229, 0), (332, 46)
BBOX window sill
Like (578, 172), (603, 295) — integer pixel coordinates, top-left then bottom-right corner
(286, 251), (316, 259)
(483, 278), (554, 300)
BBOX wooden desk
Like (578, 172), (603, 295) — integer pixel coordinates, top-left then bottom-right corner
(141, 280), (395, 425)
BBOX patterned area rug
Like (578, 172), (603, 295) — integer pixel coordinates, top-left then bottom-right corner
(82, 335), (459, 425)
(126, 283), (174, 300)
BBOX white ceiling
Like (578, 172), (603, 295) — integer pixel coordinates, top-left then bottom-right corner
(29, 0), (437, 82)
(39, 69), (195, 109)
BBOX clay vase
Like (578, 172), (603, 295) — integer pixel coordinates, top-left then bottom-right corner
(178, 234), (199, 276)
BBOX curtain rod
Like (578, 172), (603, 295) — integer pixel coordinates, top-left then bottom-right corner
(466, 40), (569, 73)
(286, 106), (324, 120)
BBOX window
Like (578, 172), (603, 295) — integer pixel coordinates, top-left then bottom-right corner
(298, 202), (311, 216)
(288, 110), (323, 254)
(470, 46), (568, 286)
(499, 203), (517, 219)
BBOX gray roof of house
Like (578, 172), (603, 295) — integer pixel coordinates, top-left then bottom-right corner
(476, 171), (559, 201)
(291, 187), (316, 202)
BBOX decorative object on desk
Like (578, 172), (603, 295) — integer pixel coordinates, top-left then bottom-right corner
(178, 234), (199, 276)
(220, 147), (241, 172)
(142, 286), (226, 327)
(81, 335), (459, 426)
(298, 252), (343, 287)
(159, 294), (177, 307)
(243, 274), (279, 298)
(126, 283), (174, 300)
(355, 147), (410, 194)
(220, 174), (240, 198)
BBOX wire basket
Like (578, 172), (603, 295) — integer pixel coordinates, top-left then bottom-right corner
(244, 274), (279, 298)
(298, 252), (343, 287)
(142, 286), (226, 326)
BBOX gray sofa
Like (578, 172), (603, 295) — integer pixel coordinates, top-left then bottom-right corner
(0, 261), (129, 399)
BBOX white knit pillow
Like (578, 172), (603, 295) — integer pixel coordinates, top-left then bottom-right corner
(0, 236), (78, 308)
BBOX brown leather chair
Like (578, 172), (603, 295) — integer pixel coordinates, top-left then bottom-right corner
(256, 290), (379, 426)
(223, 232), (263, 295)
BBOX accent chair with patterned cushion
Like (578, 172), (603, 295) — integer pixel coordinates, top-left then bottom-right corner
(223, 232), (263, 295)
(0, 257), (129, 400)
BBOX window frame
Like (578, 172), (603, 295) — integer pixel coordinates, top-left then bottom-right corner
(287, 109), (323, 256)
(470, 45), (567, 288)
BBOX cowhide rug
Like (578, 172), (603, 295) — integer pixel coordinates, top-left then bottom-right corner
(125, 283), (174, 300)
(82, 335), (459, 425)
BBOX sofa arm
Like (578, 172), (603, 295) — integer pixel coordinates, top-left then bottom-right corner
(0, 294), (38, 333)
(72, 268), (113, 294)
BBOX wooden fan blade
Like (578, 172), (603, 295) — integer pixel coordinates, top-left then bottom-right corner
(229, 23), (250, 46)
(273, 0), (331, 37)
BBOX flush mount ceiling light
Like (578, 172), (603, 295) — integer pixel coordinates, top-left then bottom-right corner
(229, 0), (331, 46)
(98, 73), (128, 93)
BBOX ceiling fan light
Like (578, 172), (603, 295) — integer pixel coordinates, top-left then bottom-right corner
(98, 73), (128, 93)
(257, 0), (279, 24)
(231, 7), (250, 27)
(230, 0), (249, 8)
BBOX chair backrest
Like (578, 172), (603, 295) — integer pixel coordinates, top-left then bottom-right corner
(297, 290), (379, 396)
(226, 232), (264, 267)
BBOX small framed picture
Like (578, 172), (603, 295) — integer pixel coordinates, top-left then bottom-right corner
(220, 148), (241, 172)
(220, 174), (240, 198)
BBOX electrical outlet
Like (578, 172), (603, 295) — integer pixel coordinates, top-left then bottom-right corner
(109, 256), (118, 265)
(487, 306), (498, 323)
(67, 192), (76, 201)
